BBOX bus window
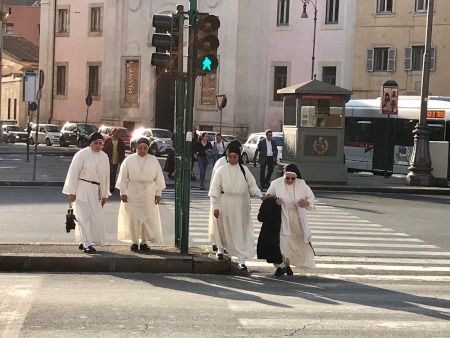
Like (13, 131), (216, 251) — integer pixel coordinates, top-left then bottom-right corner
(345, 118), (373, 144)
(428, 122), (445, 141)
(396, 119), (415, 147)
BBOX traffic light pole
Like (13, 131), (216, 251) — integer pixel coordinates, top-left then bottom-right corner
(179, 0), (198, 254)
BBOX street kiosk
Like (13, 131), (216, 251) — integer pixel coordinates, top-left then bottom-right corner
(277, 79), (352, 183)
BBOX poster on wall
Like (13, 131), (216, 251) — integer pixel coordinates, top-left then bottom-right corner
(201, 73), (217, 105)
(381, 86), (398, 115)
(125, 60), (139, 104)
(304, 135), (337, 156)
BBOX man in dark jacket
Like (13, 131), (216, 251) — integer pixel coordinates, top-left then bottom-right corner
(253, 129), (278, 189)
(102, 128), (126, 192)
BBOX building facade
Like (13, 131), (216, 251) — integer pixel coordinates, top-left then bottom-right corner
(352, 0), (450, 99)
(4, 0), (41, 46)
(263, 0), (356, 131)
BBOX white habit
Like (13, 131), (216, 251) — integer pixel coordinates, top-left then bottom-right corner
(62, 147), (110, 245)
(116, 153), (166, 244)
(208, 156), (227, 243)
(209, 163), (262, 259)
(266, 177), (316, 269)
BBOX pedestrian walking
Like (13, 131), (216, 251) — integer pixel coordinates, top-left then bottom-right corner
(208, 140), (242, 252)
(164, 133), (175, 180)
(209, 145), (265, 271)
(62, 132), (110, 254)
(191, 126), (198, 181)
(102, 128), (126, 192)
(211, 132), (225, 163)
(194, 132), (213, 190)
(265, 163), (316, 276)
(115, 137), (166, 252)
(253, 129), (278, 189)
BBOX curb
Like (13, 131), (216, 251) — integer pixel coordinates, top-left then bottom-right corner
(0, 244), (231, 274)
(1, 180), (449, 194)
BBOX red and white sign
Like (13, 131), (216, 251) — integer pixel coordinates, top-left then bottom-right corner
(381, 86), (398, 115)
(215, 94), (227, 110)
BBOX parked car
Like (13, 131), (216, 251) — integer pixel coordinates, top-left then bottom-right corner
(222, 134), (237, 147)
(60, 122), (98, 147)
(130, 128), (173, 156)
(241, 131), (283, 164)
(2, 125), (28, 143)
(196, 130), (215, 143)
(98, 126), (132, 149)
(29, 124), (61, 146)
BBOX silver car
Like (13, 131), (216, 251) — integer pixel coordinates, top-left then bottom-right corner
(29, 124), (61, 146)
(241, 132), (283, 164)
(130, 128), (173, 156)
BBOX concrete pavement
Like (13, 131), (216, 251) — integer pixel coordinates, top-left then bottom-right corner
(1, 142), (449, 274)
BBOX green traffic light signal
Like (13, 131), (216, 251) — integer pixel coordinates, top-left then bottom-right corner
(198, 54), (218, 72)
(202, 56), (212, 71)
(196, 15), (220, 75)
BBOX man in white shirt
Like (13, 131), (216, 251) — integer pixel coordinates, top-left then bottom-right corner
(211, 132), (225, 162)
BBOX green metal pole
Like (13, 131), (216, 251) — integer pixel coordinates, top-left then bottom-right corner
(180, 0), (197, 254)
(174, 75), (185, 247)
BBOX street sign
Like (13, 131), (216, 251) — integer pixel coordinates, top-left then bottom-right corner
(23, 69), (37, 102)
(215, 94), (227, 109)
(85, 93), (93, 107)
(29, 102), (38, 111)
(39, 70), (45, 90)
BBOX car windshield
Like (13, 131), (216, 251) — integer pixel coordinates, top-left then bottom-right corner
(273, 136), (283, 147)
(118, 129), (130, 137)
(45, 125), (60, 132)
(152, 130), (172, 138)
(78, 124), (98, 134)
(7, 126), (21, 131)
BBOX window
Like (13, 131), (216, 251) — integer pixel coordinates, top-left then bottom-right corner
(273, 66), (287, 101)
(88, 4), (103, 36)
(124, 59), (140, 105)
(277, 0), (290, 26)
(57, 9), (69, 33)
(404, 46), (436, 71)
(367, 48), (396, 71)
(88, 64), (100, 97)
(322, 66), (336, 85)
(37, 24), (40, 42)
(90, 7), (101, 31)
(377, 0), (393, 13)
(325, 0), (339, 24)
(55, 64), (67, 96)
(5, 23), (13, 35)
(415, 0), (428, 12)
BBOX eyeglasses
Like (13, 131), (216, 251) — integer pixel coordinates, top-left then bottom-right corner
(285, 177), (296, 181)
(92, 141), (103, 145)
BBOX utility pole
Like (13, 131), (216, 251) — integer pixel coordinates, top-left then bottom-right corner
(0, 0), (4, 126)
(406, 0), (435, 186)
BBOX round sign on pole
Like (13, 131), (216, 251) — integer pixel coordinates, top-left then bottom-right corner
(29, 102), (38, 112)
(85, 93), (93, 107)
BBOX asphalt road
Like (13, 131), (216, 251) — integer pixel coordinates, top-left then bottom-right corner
(1, 272), (449, 337)
(1, 186), (449, 259)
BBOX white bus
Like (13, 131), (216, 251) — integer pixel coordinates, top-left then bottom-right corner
(344, 96), (450, 177)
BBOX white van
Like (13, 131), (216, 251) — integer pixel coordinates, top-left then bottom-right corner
(29, 124), (61, 146)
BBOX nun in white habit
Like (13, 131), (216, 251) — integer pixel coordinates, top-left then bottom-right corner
(116, 137), (166, 252)
(207, 140), (242, 253)
(209, 145), (264, 271)
(266, 163), (316, 276)
(62, 132), (110, 254)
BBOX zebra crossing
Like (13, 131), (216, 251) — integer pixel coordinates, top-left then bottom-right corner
(161, 188), (450, 280)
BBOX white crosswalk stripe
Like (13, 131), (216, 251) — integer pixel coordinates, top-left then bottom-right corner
(162, 188), (450, 278)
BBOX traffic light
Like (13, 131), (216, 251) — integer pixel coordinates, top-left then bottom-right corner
(151, 13), (184, 73)
(196, 15), (220, 75)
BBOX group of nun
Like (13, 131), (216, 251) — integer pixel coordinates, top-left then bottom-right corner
(208, 141), (316, 275)
(63, 133), (165, 253)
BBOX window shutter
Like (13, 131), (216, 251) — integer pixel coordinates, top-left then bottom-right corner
(430, 46), (436, 71)
(366, 49), (374, 72)
(404, 47), (412, 70)
(387, 48), (396, 71)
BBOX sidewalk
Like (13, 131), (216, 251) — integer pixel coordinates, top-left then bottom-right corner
(1, 143), (449, 274)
